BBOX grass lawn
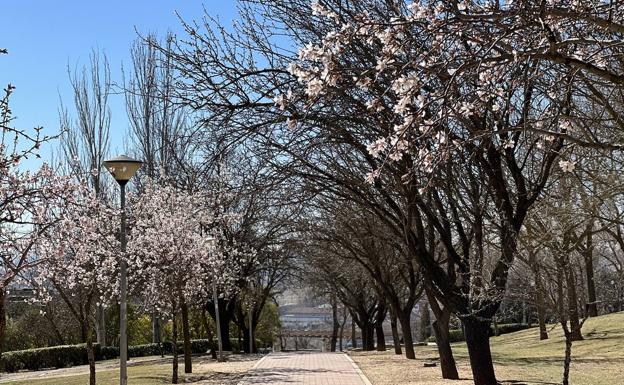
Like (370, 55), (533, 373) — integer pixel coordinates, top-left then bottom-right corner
(350, 311), (624, 385)
(0, 354), (260, 385)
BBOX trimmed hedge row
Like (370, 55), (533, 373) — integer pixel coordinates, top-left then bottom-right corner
(1, 339), (213, 373)
(428, 323), (534, 343)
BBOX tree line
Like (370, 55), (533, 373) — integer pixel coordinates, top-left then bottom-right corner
(3, 1), (624, 385)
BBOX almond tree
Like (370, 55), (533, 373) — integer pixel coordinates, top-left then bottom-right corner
(128, 181), (239, 383)
(34, 193), (119, 385)
(287, 2), (624, 384)
(162, 1), (624, 384)
(0, 49), (75, 357)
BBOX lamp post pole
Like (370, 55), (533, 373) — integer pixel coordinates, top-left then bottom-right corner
(212, 283), (224, 362)
(119, 180), (128, 385)
(248, 283), (253, 354)
(103, 155), (142, 385)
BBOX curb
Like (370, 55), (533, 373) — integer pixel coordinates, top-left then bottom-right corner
(236, 353), (270, 385)
(343, 352), (373, 385)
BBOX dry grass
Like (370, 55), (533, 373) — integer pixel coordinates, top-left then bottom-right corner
(350, 311), (624, 385)
(0, 354), (261, 385)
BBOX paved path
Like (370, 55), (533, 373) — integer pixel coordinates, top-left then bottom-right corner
(239, 352), (370, 385)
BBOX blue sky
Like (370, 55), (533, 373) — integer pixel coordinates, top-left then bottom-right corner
(1, 1), (238, 167)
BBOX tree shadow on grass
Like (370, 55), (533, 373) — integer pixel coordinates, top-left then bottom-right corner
(134, 372), (247, 385)
(498, 380), (559, 385)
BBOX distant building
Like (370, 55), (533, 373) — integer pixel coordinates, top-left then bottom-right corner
(279, 305), (332, 330)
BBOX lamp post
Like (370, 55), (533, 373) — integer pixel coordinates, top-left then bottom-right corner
(206, 236), (224, 362)
(248, 282), (254, 354)
(103, 155), (143, 385)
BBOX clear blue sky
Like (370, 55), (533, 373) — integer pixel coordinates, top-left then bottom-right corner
(1, 1), (238, 167)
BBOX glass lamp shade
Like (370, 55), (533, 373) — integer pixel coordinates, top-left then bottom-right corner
(103, 155), (143, 183)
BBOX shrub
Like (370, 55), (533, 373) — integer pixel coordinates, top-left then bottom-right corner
(494, 323), (532, 335)
(1, 339), (214, 373)
(2, 344), (88, 372)
(97, 345), (119, 360)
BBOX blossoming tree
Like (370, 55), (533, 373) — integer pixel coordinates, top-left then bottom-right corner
(34, 192), (119, 385)
(128, 181), (239, 383)
(285, 1), (624, 384)
(163, 1), (624, 384)
(0, 52), (76, 357)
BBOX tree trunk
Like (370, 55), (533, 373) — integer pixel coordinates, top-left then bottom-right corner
(533, 266), (549, 340)
(366, 324), (375, 351)
(152, 312), (161, 343)
(351, 317), (357, 349)
(86, 329), (96, 385)
(241, 323), (257, 354)
(360, 323), (375, 351)
(390, 311), (402, 355)
(375, 325), (386, 351)
(536, 289), (549, 340)
(463, 317), (497, 385)
(207, 299), (233, 351)
(181, 301), (192, 373)
(96, 305), (106, 347)
(425, 287), (459, 380)
(154, 311), (164, 357)
(419, 302), (430, 342)
(566, 270), (583, 341)
(397, 312), (415, 359)
(0, 288), (6, 359)
(331, 297), (339, 352)
(219, 302), (233, 351)
(172, 313), (179, 384)
(339, 308), (347, 351)
(562, 332), (573, 385)
(584, 231), (598, 317)
(374, 302), (386, 351)
(79, 315), (97, 385)
(360, 325), (368, 350)
(431, 319), (459, 380)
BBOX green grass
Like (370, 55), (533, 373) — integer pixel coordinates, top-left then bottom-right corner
(3, 364), (172, 385)
(3, 313), (624, 385)
(0, 356), (252, 385)
(6, 364), (173, 385)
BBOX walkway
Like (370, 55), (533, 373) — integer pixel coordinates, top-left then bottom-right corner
(239, 352), (371, 385)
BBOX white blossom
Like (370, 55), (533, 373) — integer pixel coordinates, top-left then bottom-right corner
(367, 137), (387, 158)
(559, 160), (576, 173)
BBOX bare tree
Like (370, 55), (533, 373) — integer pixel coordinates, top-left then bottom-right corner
(59, 49), (111, 349)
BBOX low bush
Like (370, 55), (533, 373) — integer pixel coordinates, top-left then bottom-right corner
(1, 339), (214, 373)
(2, 344), (88, 372)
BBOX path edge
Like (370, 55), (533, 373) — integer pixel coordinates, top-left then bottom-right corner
(236, 353), (270, 385)
(343, 352), (374, 385)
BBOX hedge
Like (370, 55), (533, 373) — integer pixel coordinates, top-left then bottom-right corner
(1, 339), (213, 373)
(427, 323), (534, 343)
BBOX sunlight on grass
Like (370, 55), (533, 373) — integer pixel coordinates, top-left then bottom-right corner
(1, 355), (256, 385)
(351, 311), (624, 385)
(3, 364), (173, 385)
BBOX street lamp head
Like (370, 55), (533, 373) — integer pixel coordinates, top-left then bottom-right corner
(103, 155), (143, 184)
